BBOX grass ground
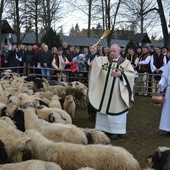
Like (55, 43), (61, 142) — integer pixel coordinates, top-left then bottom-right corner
(74, 95), (170, 168)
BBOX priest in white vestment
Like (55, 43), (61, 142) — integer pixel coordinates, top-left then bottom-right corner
(88, 44), (135, 139)
(158, 61), (170, 133)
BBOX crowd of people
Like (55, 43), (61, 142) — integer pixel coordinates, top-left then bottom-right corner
(0, 42), (169, 93)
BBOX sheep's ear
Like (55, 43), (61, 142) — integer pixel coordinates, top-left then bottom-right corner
(146, 155), (153, 164)
(7, 94), (12, 99)
(19, 137), (31, 144)
(48, 113), (55, 123)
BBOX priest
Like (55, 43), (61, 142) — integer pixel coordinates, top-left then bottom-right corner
(88, 44), (135, 139)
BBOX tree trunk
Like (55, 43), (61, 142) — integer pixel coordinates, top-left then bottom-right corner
(15, 0), (20, 45)
(87, 0), (92, 37)
(101, 0), (105, 30)
(0, 0), (4, 48)
(107, 0), (122, 47)
(157, 0), (169, 46)
(140, 0), (144, 33)
(35, 0), (38, 44)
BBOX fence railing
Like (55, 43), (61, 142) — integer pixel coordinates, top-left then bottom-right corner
(0, 65), (163, 96)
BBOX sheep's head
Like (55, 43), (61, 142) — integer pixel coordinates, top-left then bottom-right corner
(146, 147), (170, 170)
(18, 93), (37, 108)
(33, 78), (44, 89)
(65, 95), (74, 103)
(0, 116), (17, 129)
(18, 137), (32, 152)
(0, 103), (7, 116)
(51, 95), (61, 101)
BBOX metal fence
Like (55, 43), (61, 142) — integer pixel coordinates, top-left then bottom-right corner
(0, 66), (162, 96)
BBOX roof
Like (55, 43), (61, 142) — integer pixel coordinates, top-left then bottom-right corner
(133, 33), (151, 44)
(60, 35), (128, 47)
(11, 32), (42, 44)
(1, 20), (14, 34)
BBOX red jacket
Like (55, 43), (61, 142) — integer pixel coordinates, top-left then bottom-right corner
(66, 62), (77, 72)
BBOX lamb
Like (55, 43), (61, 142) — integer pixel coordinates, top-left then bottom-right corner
(23, 105), (87, 144)
(0, 160), (62, 170)
(18, 129), (141, 170)
(0, 119), (23, 163)
(63, 95), (76, 119)
(36, 106), (72, 124)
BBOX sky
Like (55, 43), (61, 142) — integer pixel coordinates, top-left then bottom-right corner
(55, 1), (170, 39)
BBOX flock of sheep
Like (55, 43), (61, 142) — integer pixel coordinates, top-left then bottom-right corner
(0, 70), (168, 170)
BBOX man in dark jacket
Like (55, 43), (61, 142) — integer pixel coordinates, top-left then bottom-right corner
(38, 44), (53, 79)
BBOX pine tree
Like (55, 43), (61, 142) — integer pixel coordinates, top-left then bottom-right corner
(41, 27), (62, 50)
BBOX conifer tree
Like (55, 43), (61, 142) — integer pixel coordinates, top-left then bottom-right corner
(41, 27), (62, 50)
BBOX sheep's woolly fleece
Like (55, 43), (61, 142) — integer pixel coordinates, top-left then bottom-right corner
(0, 159), (62, 170)
(18, 129), (140, 170)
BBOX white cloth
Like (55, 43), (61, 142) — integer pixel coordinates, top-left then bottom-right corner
(95, 112), (127, 134)
(158, 61), (170, 131)
(138, 55), (151, 65)
(150, 55), (167, 73)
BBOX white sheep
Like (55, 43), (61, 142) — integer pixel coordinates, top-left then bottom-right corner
(63, 82), (76, 96)
(18, 129), (141, 170)
(39, 84), (66, 99)
(36, 106), (72, 124)
(6, 95), (20, 117)
(81, 128), (110, 144)
(0, 116), (17, 129)
(0, 90), (10, 105)
(74, 81), (88, 108)
(0, 119), (23, 163)
(77, 168), (95, 170)
(0, 159), (62, 170)
(34, 91), (54, 100)
(23, 105), (87, 144)
(49, 95), (62, 109)
(63, 95), (76, 119)
(18, 93), (37, 108)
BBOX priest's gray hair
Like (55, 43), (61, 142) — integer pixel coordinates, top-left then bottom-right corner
(110, 44), (121, 53)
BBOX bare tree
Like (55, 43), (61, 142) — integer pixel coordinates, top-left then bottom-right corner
(0, 0), (5, 47)
(39, 0), (63, 33)
(98, 0), (122, 47)
(0, 0), (9, 47)
(119, 0), (158, 34)
(87, 0), (93, 37)
(156, 0), (169, 46)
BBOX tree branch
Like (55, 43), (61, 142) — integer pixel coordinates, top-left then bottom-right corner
(139, 7), (158, 16)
